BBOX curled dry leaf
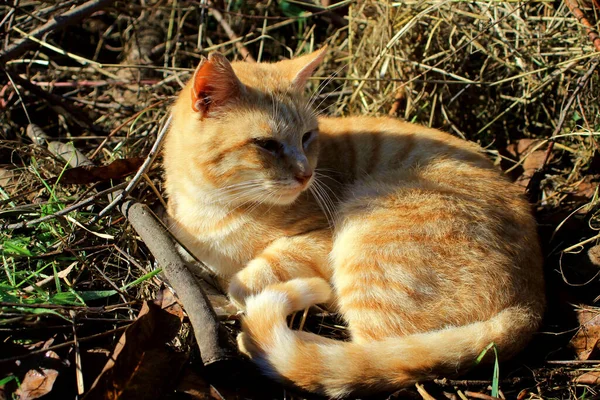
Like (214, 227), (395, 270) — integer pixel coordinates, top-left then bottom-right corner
(56, 157), (144, 185)
(588, 245), (600, 267)
(570, 309), (600, 360)
(504, 139), (549, 189)
(25, 124), (49, 146)
(573, 371), (600, 385)
(48, 141), (94, 169)
(83, 287), (187, 400)
(14, 351), (61, 400)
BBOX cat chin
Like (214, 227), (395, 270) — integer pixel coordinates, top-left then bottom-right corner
(263, 190), (303, 206)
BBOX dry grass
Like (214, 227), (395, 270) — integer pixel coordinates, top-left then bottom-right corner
(1, 0), (600, 398)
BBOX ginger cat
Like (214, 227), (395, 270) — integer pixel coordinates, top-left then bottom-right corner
(163, 47), (545, 398)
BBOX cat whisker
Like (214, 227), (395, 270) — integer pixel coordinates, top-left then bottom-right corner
(312, 177), (338, 220)
(307, 64), (348, 110)
(309, 181), (335, 228)
(314, 169), (344, 186)
(311, 81), (348, 117)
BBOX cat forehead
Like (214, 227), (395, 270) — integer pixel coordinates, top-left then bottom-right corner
(231, 62), (293, 92)
(245, 105), (310, 138)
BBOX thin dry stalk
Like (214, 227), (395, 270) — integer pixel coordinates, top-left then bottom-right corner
(564, 0), (600, 52)
(0, 0), (118, 63)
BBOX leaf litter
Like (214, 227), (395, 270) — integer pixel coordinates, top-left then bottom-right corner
(0, 0), (600, 399)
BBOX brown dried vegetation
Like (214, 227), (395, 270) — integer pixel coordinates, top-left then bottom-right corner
(0, 0), (599, 398)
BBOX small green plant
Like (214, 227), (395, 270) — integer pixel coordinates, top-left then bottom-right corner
(475, 342), (500, 398)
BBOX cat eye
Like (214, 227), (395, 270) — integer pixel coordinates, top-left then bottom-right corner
(253, 138), (283, 155)
(302, 131), (315, 146)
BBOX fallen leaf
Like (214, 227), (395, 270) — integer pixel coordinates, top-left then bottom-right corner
(573, 371), (600, 385)
(174, 368), (213, 399)
(570, 309), (600, 360)
(589, 245), (600, 267)
(48, 141), (94, 168)
(56, 157), (144, 185)
(25, 124), (49, 146)
(83, 287), (187, 400)
(14, 351), (60, 400)
(504, 139), (549, 189)
(573, 175), (599, 202)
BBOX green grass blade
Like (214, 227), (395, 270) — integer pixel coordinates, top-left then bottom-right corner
(120, 268), (162, 291)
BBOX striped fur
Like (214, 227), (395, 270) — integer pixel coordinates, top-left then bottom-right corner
(163, 48), (545, 397)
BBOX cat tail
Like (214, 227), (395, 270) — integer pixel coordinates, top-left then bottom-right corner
(237, 277), (541, 398)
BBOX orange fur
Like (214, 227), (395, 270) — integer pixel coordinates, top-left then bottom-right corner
(163, 47), (545, 397)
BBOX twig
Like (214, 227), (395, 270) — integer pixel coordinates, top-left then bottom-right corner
(541, 58), (599, 167)
(464, 391), (501, 400)
(2, 182), (127, 230)
(0, 300), (138, 311)
(0, 325), (130, 364)
(0, 0), (118, 63)
(119, 200), (237, 367)
(89, 99), (168, 160)
(546, 359), (600, 365)
(208, 2), (255, 62)
(416, 383), (437, 400)
(564, 0), (600, 52)
(70, 311), (85, 395)
(94, 114), (172, 221)
(1, 68), (103, 134)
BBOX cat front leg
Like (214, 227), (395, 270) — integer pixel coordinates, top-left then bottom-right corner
(228, 231), (332, 309)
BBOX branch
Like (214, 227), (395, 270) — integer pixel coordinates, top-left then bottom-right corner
(208, 2), (255, 62)
(119, 200), (238, 368)
(94, 114), (171, 221)
(541, 57), (599, 167)
(564, 0), (600, 52)
(2, 69), (104, 134)
(2, 182), (128, 230)
(0, 0), (118, 63)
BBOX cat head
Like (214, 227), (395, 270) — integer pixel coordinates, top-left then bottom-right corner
(166, 47), (327, 206)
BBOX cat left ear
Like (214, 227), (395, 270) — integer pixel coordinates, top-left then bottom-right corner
(191, 52), (242, 115)
(289, 45), (328, 90)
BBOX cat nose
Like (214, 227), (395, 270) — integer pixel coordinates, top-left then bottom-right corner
(294, 171), (313, 185)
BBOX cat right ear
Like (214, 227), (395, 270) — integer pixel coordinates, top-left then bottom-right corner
(191, 52), (242, 116)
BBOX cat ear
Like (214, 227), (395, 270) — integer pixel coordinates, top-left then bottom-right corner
(288, 46), (328, 89)
(191, 52), (242, 115)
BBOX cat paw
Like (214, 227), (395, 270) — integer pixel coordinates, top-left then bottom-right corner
(228, 276), (251, 310)
(237, 332), (254, 357)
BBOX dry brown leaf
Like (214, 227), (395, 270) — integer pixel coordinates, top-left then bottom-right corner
(573, 371), (600, 385)
(83, 287), (187, 400)
(570, 309), (600, 360)
(48, 141), (94, 168)
(589, 245), (600, 267)
(56, 157), (144, 185)
(25, 124), (49, 146)
(14, 351), (60, 400)
(574, 175), (599, 201)
(504, 139), (549, 189)
(175, 368), (214, 400)
(0, 168), (15, 188)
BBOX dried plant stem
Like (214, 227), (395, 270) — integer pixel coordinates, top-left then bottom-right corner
(0, 0), (118, 63)
(564, 0), (600, 52)
(2, 67), (103, 134)
(3, 182), (128, 230)
(94, 114), (172, 221)
(89, 99), (168, 160)
(415, 383), (436, 400)
(541, 58), (599, 167)
(464, 391), (500, 400)
(208, 2), (255, 62)
(0, 325), (130, 365)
